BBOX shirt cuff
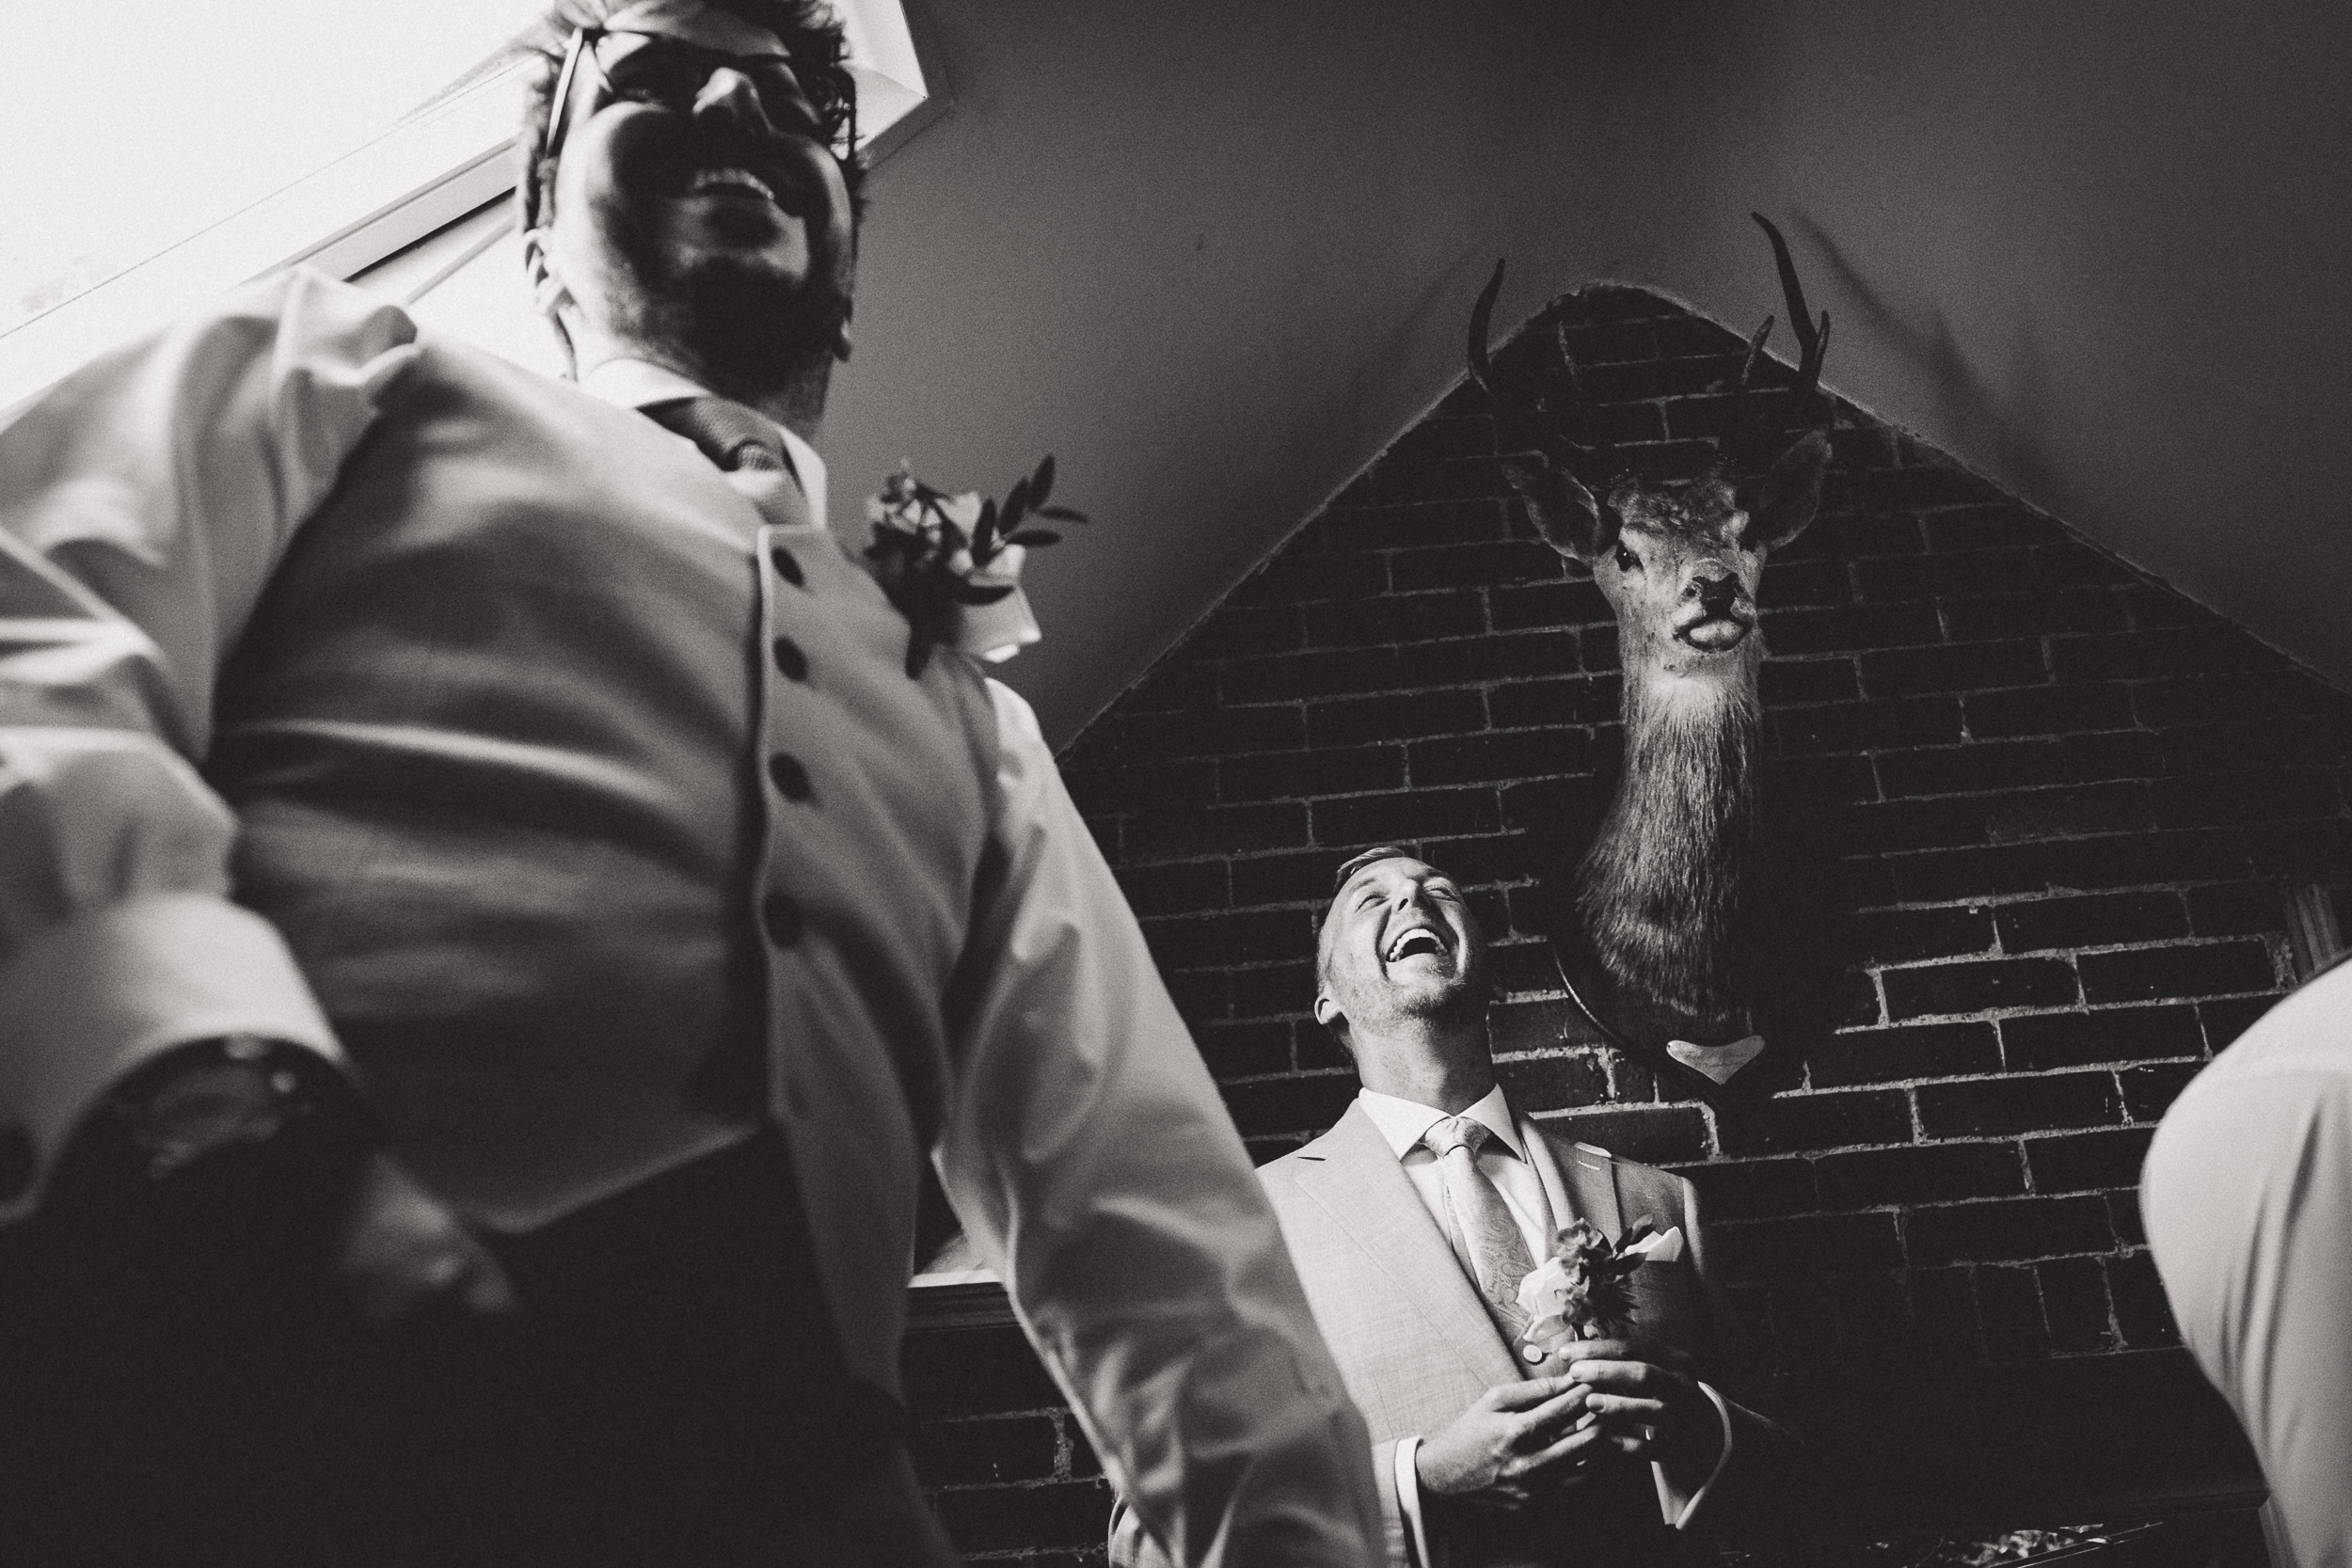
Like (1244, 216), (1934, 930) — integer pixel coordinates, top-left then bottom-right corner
(1396, 1435), (1434, 1568)
(0, 891), (342, 1221)
(1653, 1381), (1736, 1530)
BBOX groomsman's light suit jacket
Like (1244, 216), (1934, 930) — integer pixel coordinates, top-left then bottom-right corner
(1119, 1100), (1800, 1567)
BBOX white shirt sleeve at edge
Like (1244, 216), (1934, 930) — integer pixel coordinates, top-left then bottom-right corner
(1391, 1380), (1732, 1561)
(933, 678), (1382, 1568)
(1395, 1437), (1432, 1568)
(0, 268), (411, 1224)
(1655, 1382), (1736, 1528)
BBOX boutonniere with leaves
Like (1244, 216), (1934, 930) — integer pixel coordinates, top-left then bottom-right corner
(1517, 1217), (1659, 1347)
(864, 455), (1089, 678)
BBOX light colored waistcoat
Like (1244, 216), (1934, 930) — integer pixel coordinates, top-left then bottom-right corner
(214, 334), (1000, 1395)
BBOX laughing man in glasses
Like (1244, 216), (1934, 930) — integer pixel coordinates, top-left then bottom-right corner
(0, 3), (1380, 1563)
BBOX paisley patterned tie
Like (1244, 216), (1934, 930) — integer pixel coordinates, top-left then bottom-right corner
(1422, 1117), (1534, 1340)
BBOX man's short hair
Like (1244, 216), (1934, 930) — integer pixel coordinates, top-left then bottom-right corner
(1328, 845), (1419, 896)
(515, 0), (866, 231)
(1315, 845), (1420, 1000)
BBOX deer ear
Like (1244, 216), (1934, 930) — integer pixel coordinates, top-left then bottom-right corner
(1750, 429), (1831, 550)
(1502, 459), (1618, 563)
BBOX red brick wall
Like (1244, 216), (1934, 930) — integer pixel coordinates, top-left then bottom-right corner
(902, 284), (2352, 1560)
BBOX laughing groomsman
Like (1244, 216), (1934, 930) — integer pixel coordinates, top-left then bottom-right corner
(1120, 846), (1802, 1567)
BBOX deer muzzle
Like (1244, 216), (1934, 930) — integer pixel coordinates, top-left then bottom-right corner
(1675, 574), (1754, 650)
(1677, 615), (1753, 651)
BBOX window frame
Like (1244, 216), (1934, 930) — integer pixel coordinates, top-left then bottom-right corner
(0, 0), (943, 416)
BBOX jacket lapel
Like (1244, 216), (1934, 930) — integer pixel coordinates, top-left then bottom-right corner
(1525, 1121), (1624, 1241)
(1294, 1103), (1519, 1388)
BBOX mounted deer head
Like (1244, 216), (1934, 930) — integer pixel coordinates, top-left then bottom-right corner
(1470, 214), (1833, 702)
(1470, 214), (1842, 1058)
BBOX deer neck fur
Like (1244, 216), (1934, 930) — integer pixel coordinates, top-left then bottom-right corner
(1575, 641), (1762, 1034)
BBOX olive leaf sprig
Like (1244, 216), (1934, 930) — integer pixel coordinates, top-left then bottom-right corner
(864, 455), (1088, 678)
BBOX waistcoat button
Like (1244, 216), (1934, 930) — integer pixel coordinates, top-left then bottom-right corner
(771, 636), (808, 681)
(768, 753), (812, 800)
(769, 546), (804, 587)
(760, 892), (803, 947)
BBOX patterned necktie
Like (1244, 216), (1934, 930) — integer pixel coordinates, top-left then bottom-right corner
(644, 395), (813, 532)
(1422, 1117), (1534, 1340)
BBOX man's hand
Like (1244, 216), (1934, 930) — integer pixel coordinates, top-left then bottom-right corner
(1538, 1336), (1724, 1480)
(338, 1150), (516, 1321)
(1414, 1374), (1605, 1508)
(97, 1040), (516, 1323)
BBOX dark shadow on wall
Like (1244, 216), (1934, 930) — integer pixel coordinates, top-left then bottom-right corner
(1791, 212), (2076, 529)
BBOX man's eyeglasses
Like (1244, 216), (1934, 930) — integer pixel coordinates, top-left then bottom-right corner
(528, 25), (857, 225)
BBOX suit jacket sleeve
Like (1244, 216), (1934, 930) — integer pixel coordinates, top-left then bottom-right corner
(934, 681), (1381, 1568)
(0, 269), (413, 1221)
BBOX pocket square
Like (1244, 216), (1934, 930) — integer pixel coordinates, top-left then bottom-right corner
(1622, 1224), (1685, 1264)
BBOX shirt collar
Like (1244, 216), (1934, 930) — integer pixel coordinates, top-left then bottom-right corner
(1356, 1083), (1526, 1164)
(580, 356), (830, 531)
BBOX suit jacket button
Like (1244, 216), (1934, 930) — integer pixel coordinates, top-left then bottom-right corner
(771, 636), (808, 682)
(767, 753), (813, 801)
(761, 892), (803, 947)
(0, 1123), (34, 1203)
(769, 546), (804, 587)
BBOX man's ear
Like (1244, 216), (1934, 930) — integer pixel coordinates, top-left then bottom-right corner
(521, 229), (570, 321)
(1312, 992), (1344, 1039)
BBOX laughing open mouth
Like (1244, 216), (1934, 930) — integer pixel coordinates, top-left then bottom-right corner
(686, 166), (779, 202)
(631, 119), (820, 219)
(1386, 927), (1449, 962)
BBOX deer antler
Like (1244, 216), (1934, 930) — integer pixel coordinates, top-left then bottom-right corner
(1465, 256), (1509, 406)
(1721, 214), (1836, 479)
(1750, 212), (1829, 400)
(1467, 259), (1618, 562)
(1722, 215), (1836, 547)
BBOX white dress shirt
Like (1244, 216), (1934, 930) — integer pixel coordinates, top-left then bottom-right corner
(1357, 1083), (1560, 1262)
(2145, 958), (2352, 1568)
(1353, 1085), (1734, 1563)
(580, 356), (831, 530)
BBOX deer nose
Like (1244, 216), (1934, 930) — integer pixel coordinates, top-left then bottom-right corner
(1690, 573), (1739, 612)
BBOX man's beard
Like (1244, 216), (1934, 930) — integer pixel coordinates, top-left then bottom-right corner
(609, 226), (842, 404)
(1332, 959), (1487, 1039)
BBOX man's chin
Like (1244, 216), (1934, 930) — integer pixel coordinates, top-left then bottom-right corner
(1388, 974), (1484, 1018)
(622, 253), (844, 397)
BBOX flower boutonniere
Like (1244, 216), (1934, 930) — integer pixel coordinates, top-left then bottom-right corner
(864, 455), (1089, 678)
(1517, 1217), (1659, 1347)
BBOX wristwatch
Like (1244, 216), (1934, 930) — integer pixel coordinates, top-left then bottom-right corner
(101, 1034), (368, 1181)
